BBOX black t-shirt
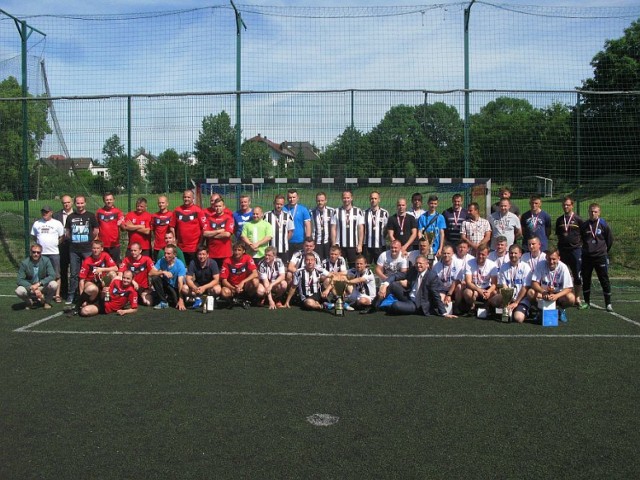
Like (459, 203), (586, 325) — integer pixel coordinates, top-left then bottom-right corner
(65, 211), (99, 254)
(386, 214), (417, 248)
(187, 258), (220, 286)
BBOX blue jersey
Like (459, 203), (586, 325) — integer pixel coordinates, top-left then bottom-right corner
(284, 203), (311, 244)
(154, 257), (186, 288)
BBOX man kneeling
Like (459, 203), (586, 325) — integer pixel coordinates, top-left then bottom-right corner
(79, 270), (138, 317)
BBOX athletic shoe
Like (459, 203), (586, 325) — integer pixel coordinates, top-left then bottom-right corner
(242, 300), (251, 310)
(43, 302), (52, 310)
(344, 302), (355, 311)
(578, 302), (590, 310)
(154, 301), (169, 310)
(360, 306), (376, 315)
(191, 297), (203, 310)
(24, 298), (34, 310)
(65, 296), (74, 305)
(606, 304), (614, 312)
(559, 309), (567, 323)
(323, 302), (335, 311)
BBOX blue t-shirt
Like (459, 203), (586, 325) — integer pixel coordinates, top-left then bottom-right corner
(154, 257), (187, 288)
(233, 209), (253, 240)
(521, 210), (552, 251)
(417, 212), (447, 254)
(284, 203), (311, 244)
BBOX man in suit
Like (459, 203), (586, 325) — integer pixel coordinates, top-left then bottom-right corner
(378, 255), (457, 317)
(53, 195), (74, 301)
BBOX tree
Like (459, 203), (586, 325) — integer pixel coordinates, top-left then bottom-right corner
(146, 148), (188, 193)
(322, 126), (371, 178)
(193, 111), (237, 177)
(103, 134), (140, 191)
(579, 19), (640, 174)
(240, 140), (272, 177)
(0, 76), (51, 199)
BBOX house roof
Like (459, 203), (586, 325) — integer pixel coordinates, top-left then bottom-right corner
(284, 141), (320, 161)
(247, 134), (296, 158)
(41, 156), (97, 172)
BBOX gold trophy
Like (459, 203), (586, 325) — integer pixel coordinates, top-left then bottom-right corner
(332, 279), (348, 317)
(498, 286), (515, 323)
(425, 231), (436, 264)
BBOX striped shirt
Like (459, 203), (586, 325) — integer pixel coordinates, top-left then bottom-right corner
(264, 210), (295, 254)
(289, 250), (322, 270)
(364, 207), (389, 249)
(346, 267), (377, 297)
(322, 256), (348, 273)
(331, 207), (365, 248)
(311, 206), (335, 245)
(258, 257), (286, 282)
(293, 266), (329, 299)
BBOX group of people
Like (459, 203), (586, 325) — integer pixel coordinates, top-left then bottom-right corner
(19, 186), (614, 321)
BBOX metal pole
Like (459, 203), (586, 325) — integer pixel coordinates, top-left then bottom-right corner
(231, 1), (246, 178)
(127, 96), (132, 211)
(463, 1), (476, 180)
(576, 92), (582, 216)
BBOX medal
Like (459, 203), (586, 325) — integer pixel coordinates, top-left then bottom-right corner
(591, 239), (596, 244)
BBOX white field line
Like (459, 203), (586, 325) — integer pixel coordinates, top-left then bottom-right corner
(591, 303), (640, 328)
(13, 311), (64, 332)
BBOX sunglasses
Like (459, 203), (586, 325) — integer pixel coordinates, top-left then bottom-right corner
(31, 251), (42, 254)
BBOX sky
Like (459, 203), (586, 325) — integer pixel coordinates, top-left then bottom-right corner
(1, 1), (639, 162)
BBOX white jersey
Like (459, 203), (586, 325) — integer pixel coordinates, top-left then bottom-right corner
(432, 259), (465, 291)
(454, 253), (475, 274)
(31, 218), (65, 255)
(264, 210), (294, 254)
(488, 250), (509, 271)
(498, 261), (532, 300)
(258, 257), (286, 282)
(376, 250), (408, 276)
(406, 250), (440, 267)
(311, 206), (335, 245)
(322, 256), (348, 273)
(289, 250), (322, 270)
(465, 258), (498, 289)
(331, 207), (365, 248)
(521, 251), (547, 276)
(346, 267), (377, 298)
(364, 207), (389, 249)
(293, 266), (328, 299)
(532, 261), (573, 291)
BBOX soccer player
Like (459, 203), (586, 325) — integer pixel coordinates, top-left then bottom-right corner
(488, 235), (509, 271)
(284, 252), (331, 311)
(529, 247), (575, 321)
(264, 194), (295, 262)
(579, 203), (614, 311)
(461, 243), (498, 314)
(16, 244), (57, 310)
(30, 205), (64, 302)
(408, 192), (425, 250)
(96, 192), (124, 264)
(118, 242), (156, 306)
(240, 207), (273, 261)
(343, 255), (377, 312)
(156, 231), (186, 266)
(375, 240), (409, 283)
(386, 198), (418, 254)
(171, 189), (204, 267)
(364, 191), (389, 264)
(121, 197), (153, 257)
(151, 195), (174, 260)
(406, 237), (433, 267)
(219, 243), (259, 307)
(183, 246), (221, 309)
(443, 193), (467, 246)
(65, 195), (99, 304)
(77, 240), (119, 309)
(233, 194), (253, 241)
(491, 187), (521, 216)
(489, 198), (521, 249)
(79, 270), (138, 317)
(487, 243), (532, 323)
(431, 244), (465, 314)
(149, 244), (187, 311)
(202, 196), (234, 269)
(310, 192), (335, 260)
(521, 237), (547, 275)
(320, 244), (349, 299)
(460, 202), (492, 255)
(284, 189), (312, 254)
(521, 195), (552, 251)
(417, 195), (447, 260)
(288, 236), (322, 281)
(555, 196), (584, 306)
(331, 190), (365, 266)
(257, 246), (288, 309)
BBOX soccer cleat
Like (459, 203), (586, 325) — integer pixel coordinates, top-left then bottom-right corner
(242, 300), (251, 310)
(323, 302), (335, 311)
(559, 309), (567, 323)
(24, 299), (34, 310)
(578, 303), (590, 310)
(154, 301), (169, 310)
(344, 302), (355, 311)
(606, 304), (614, 312)
(43, 303), (52, 310)
(65, 296), (74, 305)
(191, 297), (203, 310)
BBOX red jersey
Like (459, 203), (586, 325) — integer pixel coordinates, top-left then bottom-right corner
(124, 211), (153, 250)
(118, 255), (155, 289)
(104, 278), (138, 314)
(151, 210), (174, 250)
(96, 207), (124, 248)
(171, 205), (204, 253)
(220, 254), (256, 286)
(79, 252), (117, 282)
(203, 206), (234, 222)
(205, 212), (235, 259)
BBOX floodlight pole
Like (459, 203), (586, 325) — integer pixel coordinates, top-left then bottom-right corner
(463, 1), (476, 180)
(231, 0), (247, 180)
(1, 9), (46, 256)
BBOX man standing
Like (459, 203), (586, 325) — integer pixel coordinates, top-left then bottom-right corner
(264, 194), (295, 262)
(331, 190), (365, 267)
(364, 191), (389, 264)
(443, 193), (467, 246)
(521, 195), (552, 252)
(54, 195), (74, 302)
(461, 202), (492, 255)
(151, 195), (174, 260)
(491, 187), (521, 216)
(408, 192), (425, 250)
(202, 196), (234, 269)
(31, 205), (64, 302)
(284, 189), (312, 254)
(240, 207), (273, 261)
(417, 195), (447, 260)
(16, 244), (57, 309)
(386, 198), (417, 254)
(580, 203), (614, 312)
(65, 195), (99, 305)
(489, 199), (521, 249)
(233, 194), (253, 241)
(555, 196), (584, 306)
(96, 192), (125, 264)
(171, 189), (204, 267)
(122, 197), (153, 257)
(310, 191), (335, 260)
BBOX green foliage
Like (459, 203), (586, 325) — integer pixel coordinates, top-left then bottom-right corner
(0, 76), (51, 200)
(323, 126), (371, 177)
(240, 141), (272, 177)
(146, 148), (189, 193)
(193, 111), (237, 177)
(103, 134), (141, 192)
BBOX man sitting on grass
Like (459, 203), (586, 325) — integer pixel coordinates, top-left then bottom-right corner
(76, 240), (118, 311)
(118, 242), (156, 306)
(16, 243), (58, 310)
(79, 270), (138, 317)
